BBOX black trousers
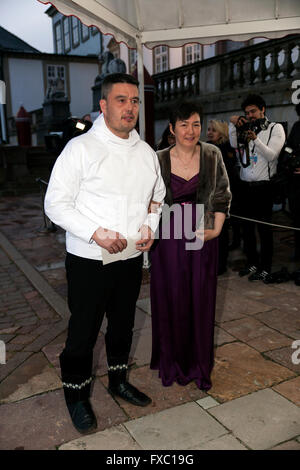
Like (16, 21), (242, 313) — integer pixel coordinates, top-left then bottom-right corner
(60, 252), (143, 388)
(238, 181), (273, 272)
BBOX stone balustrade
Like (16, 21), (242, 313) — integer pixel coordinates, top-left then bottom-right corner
(153, 35), (300, 104)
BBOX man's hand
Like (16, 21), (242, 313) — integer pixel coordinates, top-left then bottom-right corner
(92, 227), (127, 254)
(246, 130), (257, 141)
(294, 167), (300, 175)
(136, 225), (155, 252)
(230, 115), (247, 127)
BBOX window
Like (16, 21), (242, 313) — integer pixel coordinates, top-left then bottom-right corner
(63, 17), (70, 52)
(47, 64), (66, 96)
(72, 17), (80, 47)
(54, 22), (62, 54)
(91, 26), (98, 35)
(81, 24), (89, 42)
(185, 44), (202, 64)
(128, 48), (137, 73)
(154, 46), (169, 73)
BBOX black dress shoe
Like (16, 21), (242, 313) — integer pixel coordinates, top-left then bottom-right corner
(109, 381), (152, 407)
(239, 265), (257, 277)
(66, 400), (97, 434)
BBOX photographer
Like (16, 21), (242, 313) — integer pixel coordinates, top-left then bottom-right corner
(229, 94), (285, 282)
(286, 104), (300, 284)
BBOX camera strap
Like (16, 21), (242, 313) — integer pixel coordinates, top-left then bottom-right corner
(266, 124), (276, 179)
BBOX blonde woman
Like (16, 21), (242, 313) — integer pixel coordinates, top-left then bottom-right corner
(207, 119), (240, 273)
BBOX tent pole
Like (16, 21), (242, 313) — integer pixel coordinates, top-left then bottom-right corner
(136, 35), (150, 270)
(136, 35), (145, 141)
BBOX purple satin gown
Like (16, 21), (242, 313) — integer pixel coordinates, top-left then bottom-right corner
(150, 173), (218, 391)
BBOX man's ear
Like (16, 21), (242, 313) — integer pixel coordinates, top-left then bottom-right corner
(100, 99), (106, 114)
(169, 123), (175, 135)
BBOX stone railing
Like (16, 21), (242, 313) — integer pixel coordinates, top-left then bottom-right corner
(153, 35), (300, 104)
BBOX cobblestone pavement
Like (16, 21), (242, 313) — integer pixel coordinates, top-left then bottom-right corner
(0, 195), (299, 451)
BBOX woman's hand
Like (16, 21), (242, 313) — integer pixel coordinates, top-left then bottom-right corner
(195, 212), (226, 243)
(195, 227), (221, 242)
(203, 228), (222, 241)
(136, 225), (155, 252)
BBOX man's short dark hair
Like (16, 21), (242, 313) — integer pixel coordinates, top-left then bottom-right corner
(241, 94), (266, 112)
(169, 101), (202, 130)
(101, 73), (139, 100)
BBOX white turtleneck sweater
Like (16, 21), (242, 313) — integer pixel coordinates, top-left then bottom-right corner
(44, 114), (166, 260)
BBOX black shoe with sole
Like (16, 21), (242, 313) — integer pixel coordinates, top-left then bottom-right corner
(248, 270), (270, 282)
(66, 400), (97, 434)
(109, 381), (152, 407)
(239, 265), (257, 277)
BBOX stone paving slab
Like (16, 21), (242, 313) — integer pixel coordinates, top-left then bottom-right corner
(215, 287), (271, 324)
(136, 298), (151, 315)
(59, 425), (142, 450)
(0, 378), (127, 450)
(258, 292), (300, 313)
(190, 434), (247, 450)
(0, 351), (33, 382)
(124, 402), (228, 450)
(271, 439), (300, 450)
(256, 309), (300, 340)
(220, 317), (292, 352)
(213, 326), (236, 346)
(264, 347), (300, 374)
(272, 376), (300, 406)
(209, 389), (300, 450)
(100, 366), (207, 420)
(208, 343), (296, 402)
(217, 275), (284, 299)
(0, 352), (61, 404)
(131, 328), (152, 366)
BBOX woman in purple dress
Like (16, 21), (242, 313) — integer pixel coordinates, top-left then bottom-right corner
(150, 103), (231, 391)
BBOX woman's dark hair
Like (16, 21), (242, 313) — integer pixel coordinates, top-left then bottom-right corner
(241, 94), (266, 112)
(169, 101), (202, 130)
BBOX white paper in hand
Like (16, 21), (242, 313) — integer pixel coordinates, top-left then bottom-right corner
(101, 234), (141, 265)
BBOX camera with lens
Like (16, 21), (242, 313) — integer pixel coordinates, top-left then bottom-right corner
(236, 117), (269, 145)
(280, 145), (300, 174)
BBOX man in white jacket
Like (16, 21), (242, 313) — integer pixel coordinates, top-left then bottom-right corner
(229, 94), (285, 282)
(45, 73), (166, 433)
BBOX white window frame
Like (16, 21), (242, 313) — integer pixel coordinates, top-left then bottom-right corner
(71, 17), (80, 48)
(47, 64), (67, 96)
(81, 23), (90, 42)
(185, 43), (202, 64)
(54, 21), (62, 54)
(154, 46), (169, 73)
(63, 17), (71, 53)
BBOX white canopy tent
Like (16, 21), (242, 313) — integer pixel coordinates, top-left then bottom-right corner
(39, 0), (300, 138)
